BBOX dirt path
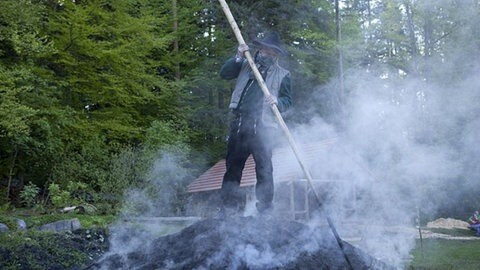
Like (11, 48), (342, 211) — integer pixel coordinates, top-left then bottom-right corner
(418, 229), (480, 240)
(337, 218), (480, 242)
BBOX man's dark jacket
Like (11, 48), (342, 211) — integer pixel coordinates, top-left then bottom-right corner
(220, 57), (292, 127)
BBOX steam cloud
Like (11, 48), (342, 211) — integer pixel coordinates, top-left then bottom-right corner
(285, 8), (480, 267)
(104, 148), (192, 264)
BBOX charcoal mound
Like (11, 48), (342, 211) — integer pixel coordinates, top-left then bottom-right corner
(94, 216), (394, 270)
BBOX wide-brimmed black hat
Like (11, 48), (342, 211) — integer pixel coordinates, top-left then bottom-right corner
(252, 32), (287, 56)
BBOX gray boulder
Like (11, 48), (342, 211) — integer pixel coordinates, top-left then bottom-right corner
(38, 218), (82, 232)
(16, 219), (27, 230)
(0, 223), (9, 233)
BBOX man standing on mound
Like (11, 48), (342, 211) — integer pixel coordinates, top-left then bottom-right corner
(218, 32), (292, 216)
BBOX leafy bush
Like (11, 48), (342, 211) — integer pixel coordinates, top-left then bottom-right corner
(19, 182), (40, 207)
(50, 137), (109, 191)
(99, 146), (149, 203)
(48, 183), (71, 208)
(100, 120), (192, 213)
(66, 181), (93, 204)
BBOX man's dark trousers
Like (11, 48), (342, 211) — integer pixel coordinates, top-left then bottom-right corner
(221, 114), (274, 211)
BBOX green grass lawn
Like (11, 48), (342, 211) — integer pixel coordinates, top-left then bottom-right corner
(409, 238), (480, 270)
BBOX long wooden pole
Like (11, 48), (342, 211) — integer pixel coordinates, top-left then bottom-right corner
(217, 1), (352, 268)
(217, 0), (319, 206)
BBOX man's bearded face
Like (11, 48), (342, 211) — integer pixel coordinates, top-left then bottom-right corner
(256, 47), (278, 67)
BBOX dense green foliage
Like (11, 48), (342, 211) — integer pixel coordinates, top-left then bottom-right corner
(0, 0), (204, 210)
(1, 0), (479, 217)
(0, 0), (339, 211)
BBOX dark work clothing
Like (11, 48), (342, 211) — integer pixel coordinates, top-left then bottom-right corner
(220, 58), (292, 114)
(237, 77), (266, 117)
(219, 56), (292, 212)
(221, 114), (275, 210)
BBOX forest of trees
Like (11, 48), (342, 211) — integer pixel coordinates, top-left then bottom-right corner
(1, 0), (479, 215)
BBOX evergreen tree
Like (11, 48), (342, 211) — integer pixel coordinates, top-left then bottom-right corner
(40, 0), (192, 191)
(0, 0), (62, 201)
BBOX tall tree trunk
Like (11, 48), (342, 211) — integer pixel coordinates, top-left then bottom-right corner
(404, 1), (417, 58)
(217, 89), (224, 109)
(423, 11), (434, 58)
(422, 8), (434, 79)
(6, 145), (18, 202)
(173, 0), (180, 80)
(367, 0), (372, 27)
(208, 88), (213, 106)
(335, 0), (345, 105)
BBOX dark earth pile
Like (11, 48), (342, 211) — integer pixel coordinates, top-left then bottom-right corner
(0, 228), (108, 270)
(93, 216), (394, 270)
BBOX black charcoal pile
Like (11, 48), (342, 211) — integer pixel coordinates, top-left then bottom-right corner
(92, 216), (394, 270)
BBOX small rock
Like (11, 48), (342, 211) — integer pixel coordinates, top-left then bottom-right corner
(38, 218), (82, 232)
(0, 223), (9, 233)
(16, 219), (27, 230)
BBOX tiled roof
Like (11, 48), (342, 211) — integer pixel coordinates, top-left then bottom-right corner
(187, 138), (338, 193)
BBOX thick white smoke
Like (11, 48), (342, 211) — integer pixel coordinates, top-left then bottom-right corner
(283, 21), (480, 269)
(103, 148), (193, 266)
